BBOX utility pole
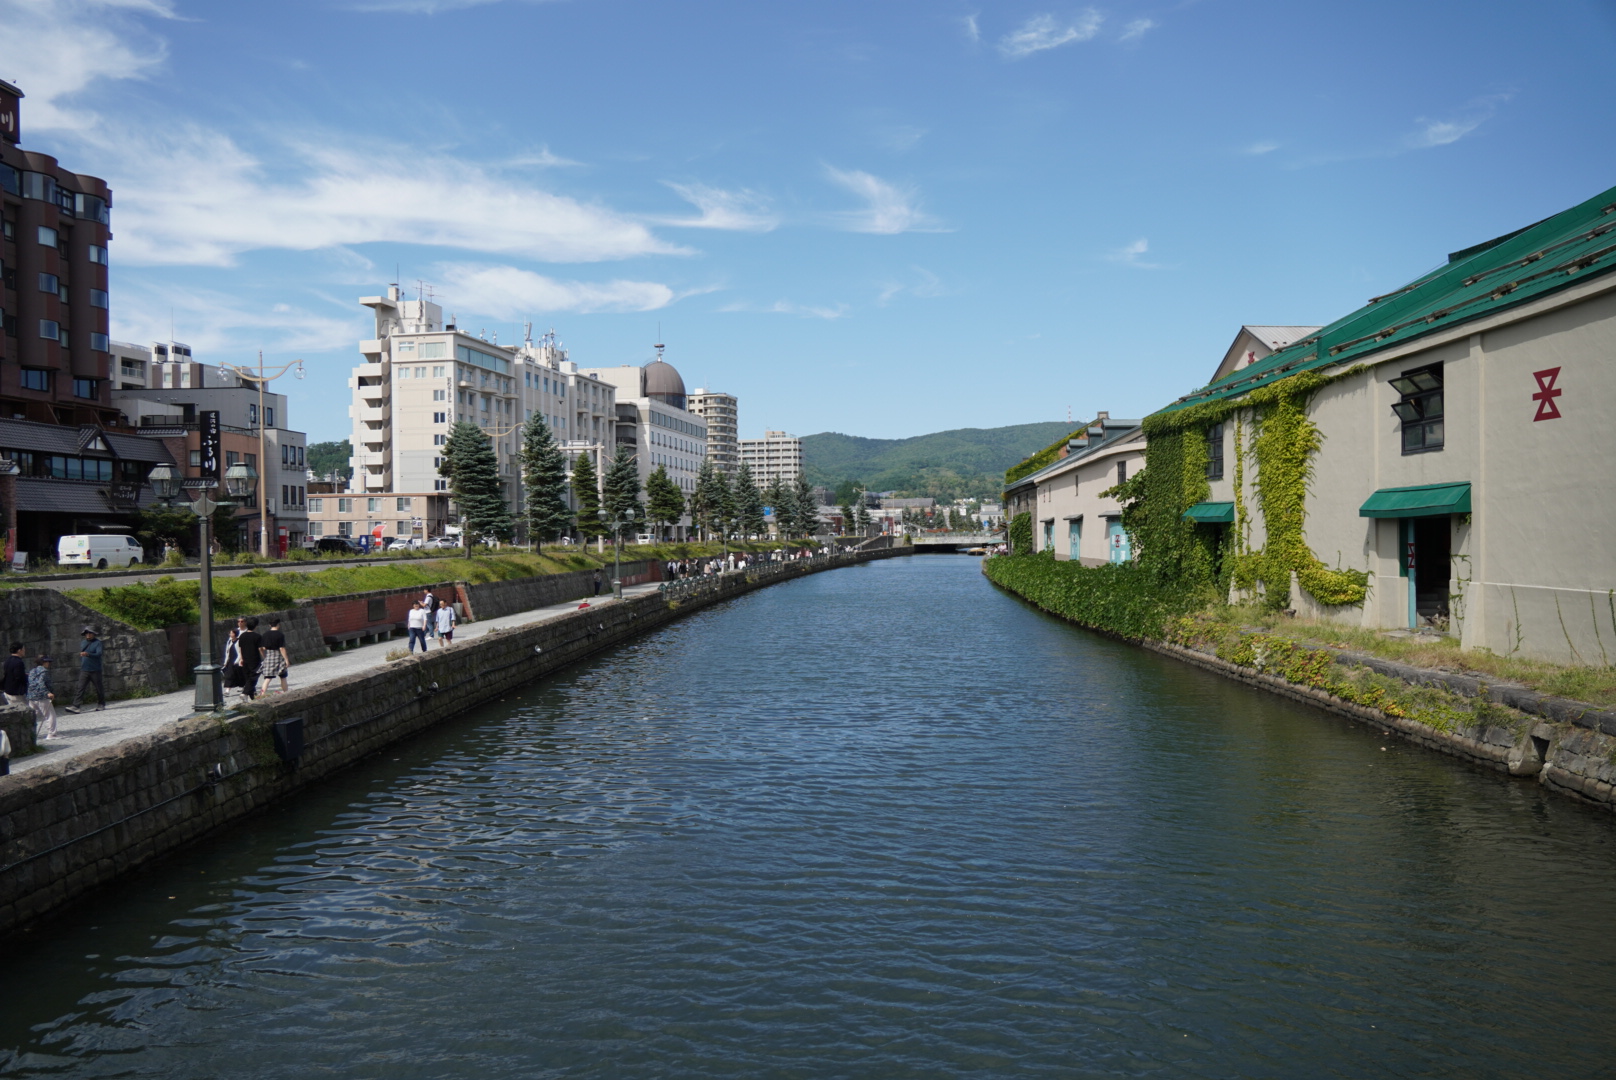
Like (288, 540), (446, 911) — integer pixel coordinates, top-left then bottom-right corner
(221, 354), (305, 558)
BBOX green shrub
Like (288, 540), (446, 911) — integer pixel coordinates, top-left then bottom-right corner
(90, 579), (199, 629)
(1007, 512), (1033, 556)
(984, 554), (1203, 641)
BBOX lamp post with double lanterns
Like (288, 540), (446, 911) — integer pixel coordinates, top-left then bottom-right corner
(148, 458), (257, 711)
(596, 505), (640, 600)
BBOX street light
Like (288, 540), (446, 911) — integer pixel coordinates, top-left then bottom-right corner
(150, 458), (256, 712)
(596, 505), (640, 599)
(220, 353), (304, 558)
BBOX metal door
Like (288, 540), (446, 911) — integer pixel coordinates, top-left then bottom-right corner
(1106, 519), (1130, 564)
(1068, 519), (1082, 561)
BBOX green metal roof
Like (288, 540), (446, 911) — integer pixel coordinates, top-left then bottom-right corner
(1358, 482), (1471, 518)
(1182, 501), (1235, 523)
(1160, 184), (1616, 415)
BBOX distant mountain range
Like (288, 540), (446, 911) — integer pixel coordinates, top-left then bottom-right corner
(801, 422), (1074, 501)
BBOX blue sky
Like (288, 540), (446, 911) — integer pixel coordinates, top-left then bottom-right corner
(5, 0), (1615, 444)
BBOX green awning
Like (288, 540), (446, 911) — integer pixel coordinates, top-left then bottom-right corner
(1358, 482), (1471, 518)
(1182, 501), (1235, 524)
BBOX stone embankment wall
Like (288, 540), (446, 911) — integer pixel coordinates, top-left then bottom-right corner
(983, 566), (1616, 814)
(0, 549), (906, 935)
(0, 590), (177, 698)
(461, 560), (656, 620)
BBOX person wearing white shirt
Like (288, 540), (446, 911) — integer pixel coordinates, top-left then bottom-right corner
(407, 602), (429, 653)
(435, 603), (456, 646)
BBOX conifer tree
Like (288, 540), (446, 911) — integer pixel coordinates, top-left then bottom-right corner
(792, 475), (819, 538)
(854, 499), (870, 534)
(763, 475), (788, 537)
(645, 465), (685, 541)
(691, 458), (720, 540)
(571, 451), (604, 542)
(440, 420), (512, 548)
(838, 501), (854, 535)
(734, 462), (766, 539)
(519, 413), (571, 550)
(601, 447), (643, 543)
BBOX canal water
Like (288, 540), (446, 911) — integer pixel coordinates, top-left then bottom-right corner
(4, 555), (1616, 1079)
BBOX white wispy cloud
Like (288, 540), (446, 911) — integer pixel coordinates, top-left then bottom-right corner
(506, 145), (583, 169)
(720, 300), (848, 320)
(435, 264), (677, 317)
(110, 282), (359, 357)
(962, 13), (981, 44)
(876, 267), (948, 306)
(83, 125), (686, 266)
(823, 166), (940, 234)
(0, 0), (177, 132)
(1107, 238), (1162, 269)
(658, 182), (779, 232)
(1245, 140), (1280, 155)
(1405, 93), (1513, 149)
(1120, 18), (1156, 41)
(998, 11), (1104, 59)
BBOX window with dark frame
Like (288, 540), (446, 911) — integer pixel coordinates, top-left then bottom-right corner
(1116, 460), (1127, 485)
(1206, 423), (1224, 480)
(1391, 364), (1444, 453)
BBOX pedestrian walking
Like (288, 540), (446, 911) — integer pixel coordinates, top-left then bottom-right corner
(236, 618), (263, 700)
(259, 618), (290, 694)
(65, 627), (106, 713)
(423, 589), (438, 640)
(3, 642), (27, 707)
(27, 654), (56, 741)
(435, 601), (456, 646)
(407, 601), (429, 652)
(221, 627), (245, 700)
(592, 569), (603, 596)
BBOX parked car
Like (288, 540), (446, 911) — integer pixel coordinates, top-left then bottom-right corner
(423, 536), (462, 550)
(311, 536), (361, 555)
(381, 537), (420, 551)
(57, 534), (143, 569)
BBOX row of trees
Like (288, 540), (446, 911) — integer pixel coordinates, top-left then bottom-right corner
(438, 414), (836, 548)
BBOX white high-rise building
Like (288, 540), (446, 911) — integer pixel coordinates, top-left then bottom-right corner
(585, 350), (707, 539)
(349, 287), (617, 522)
(688, 388), (739, 474)
(739, 430), (802, 487)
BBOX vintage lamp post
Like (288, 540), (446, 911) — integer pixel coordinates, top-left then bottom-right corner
(596, 505), (640, 599)
(149, 459), (258, 711)
(220, 354), (305, 558)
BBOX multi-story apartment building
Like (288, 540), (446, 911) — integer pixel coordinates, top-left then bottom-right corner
(688, 388), (738, 473)
(0, 80), (118, 429)
(306, 491), (452, 545)
(585, 354), (707, 538)
(739, 430), (803, 487)
(350, 288), (617, 525)
(112, 347), (310, 553)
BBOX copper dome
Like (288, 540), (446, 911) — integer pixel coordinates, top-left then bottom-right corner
(643, 360), (686, 409)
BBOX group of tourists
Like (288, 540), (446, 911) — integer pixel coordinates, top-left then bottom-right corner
(221, 616), (292, 702)
(407, 589), (457, 653)
(1, 626), (111, 752)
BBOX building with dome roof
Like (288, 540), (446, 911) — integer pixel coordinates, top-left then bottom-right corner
(586, 349), (707, 539)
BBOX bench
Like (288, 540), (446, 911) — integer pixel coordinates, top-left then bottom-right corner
(324, 621), (408, 650)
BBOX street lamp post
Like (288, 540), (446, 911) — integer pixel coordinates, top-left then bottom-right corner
(149, 459), (257, 711)
(221, 354), (304, 559)
(596, 505), (640, 599)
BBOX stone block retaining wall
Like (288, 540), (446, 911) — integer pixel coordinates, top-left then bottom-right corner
(0, 590), (177, 698)
(461, 560), (656, 620)
(0, 548), (906, 935)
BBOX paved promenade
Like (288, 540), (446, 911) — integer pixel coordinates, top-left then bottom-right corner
(14, 582), (662, 775)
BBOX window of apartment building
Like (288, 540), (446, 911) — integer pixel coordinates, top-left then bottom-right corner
(89, 289), (108, 309)
(1206, 423), (1224, 480)
(1391, 364), (1444, 453)
(432, 366), (445, 378)
(433, 433), (446, 445)
(414, 367), (425, 379)
(37, 225), (57, 247)
(20, 369), (49, 392)
(338, 497), (353, 514)
(420, 342), (447, 359)
(38, 272), (58, 293)
(265, 406), (275, 428)
(309, 522), (323, 537)
(39, 320), (59, 341)
(433, 456), (444, 469)
(309, 498), (323, 512)
(225, 450), (239, 466)
(367, 498), (381, 512)
(120, 358), (144, 378)
(1116, 461), (1127, 485)
(88, 244), (107, 265)
(434, 479), (448, 491)
(433, 412), (446, 424)
(396, 497), (411, 511)
(72, 379), (97, 399)
(91, 333), (109, 351)
(244, 453), (256, 471)
(248, 403), (258, 425)
(338, 521), (352, 537)
(397, 520), (411, 535)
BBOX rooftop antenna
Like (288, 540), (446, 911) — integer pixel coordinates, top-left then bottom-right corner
(524, 320), (533, 345)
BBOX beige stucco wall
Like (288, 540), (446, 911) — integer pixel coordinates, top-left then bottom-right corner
(1031, 433), (1145, 564)
(1274, 283), (1616, 664)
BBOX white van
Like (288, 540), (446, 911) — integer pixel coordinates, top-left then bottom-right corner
(58, 534), (144, 569)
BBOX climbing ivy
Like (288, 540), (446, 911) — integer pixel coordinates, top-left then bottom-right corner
(1007, 512), (1033, 556)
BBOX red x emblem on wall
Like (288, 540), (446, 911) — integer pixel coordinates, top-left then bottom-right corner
(1532, 367), (1563, 421)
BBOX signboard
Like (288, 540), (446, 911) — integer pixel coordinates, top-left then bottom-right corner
(199, 410), (222, 483)
(1406, 542), (1416, 570)
(0, 82), (17, 144)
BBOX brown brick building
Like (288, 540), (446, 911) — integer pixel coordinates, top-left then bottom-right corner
(0, 79), (117, 428)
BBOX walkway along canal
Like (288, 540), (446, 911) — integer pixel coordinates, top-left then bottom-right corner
(4, 554), (1616, 1077)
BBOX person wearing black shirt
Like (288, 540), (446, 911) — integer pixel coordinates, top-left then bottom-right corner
(3, 643), (27, 706)
(259, 618), (290, 695)
(236, 617), (263, 700)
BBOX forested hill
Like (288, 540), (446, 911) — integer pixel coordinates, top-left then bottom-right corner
(802, 422), (1072, 501)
